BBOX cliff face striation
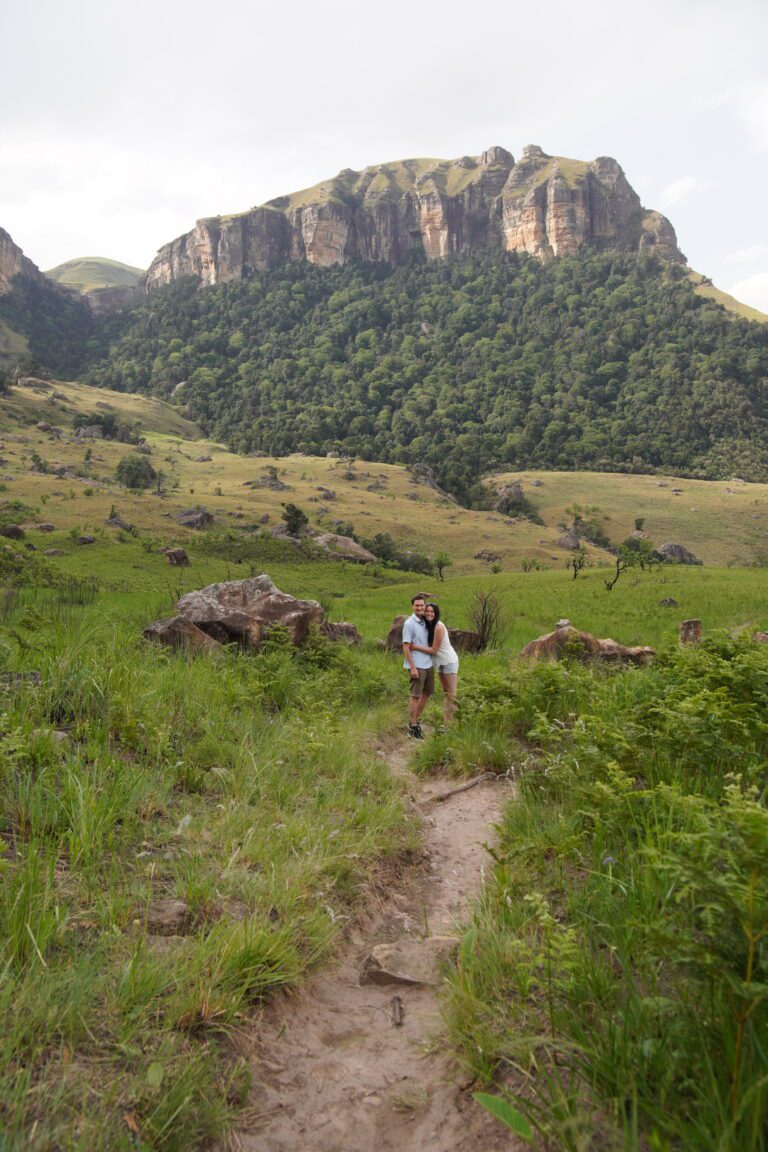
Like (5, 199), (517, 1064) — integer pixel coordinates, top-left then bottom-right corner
(145, 145), (683, 290)
(0, 227), (48, 294)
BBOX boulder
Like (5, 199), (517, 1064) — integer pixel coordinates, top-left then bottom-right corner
(143, 616), (223, 654)
(520, 626), (654, 667)
(313, 533), (377, 564)
(754, 632), (768, 643)
(494, 480), (525, 516)
(659, 597), (679, 608)
(175, 508), (213, 530)
(474, 550), (501, 562)
(37, 523), (55, 532)
(77, 535), (95, 545)
(320, 621), (362, 645)
(652, 542), (702, 566)
(74, 425), (104, 440)
(556, 531), (581, 551)
(106, 516), (133, 531)
(173, 575), (323, 649)
(448, 628), (481, 653)
(0, 525), (24, 539)
(385, 615), (406, 651)
(166, 548), (190, 567)
(361, 936), (460, 986)
(193, 455), (212, 463)
(43, 548), (64, 556)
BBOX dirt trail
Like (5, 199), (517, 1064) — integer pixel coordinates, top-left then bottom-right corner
(228, 743), (519, 1152)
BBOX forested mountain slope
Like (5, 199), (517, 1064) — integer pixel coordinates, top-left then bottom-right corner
(86, 251), (768, 501)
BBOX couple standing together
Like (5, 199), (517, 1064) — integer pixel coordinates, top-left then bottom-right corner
(402, 594), (459, 739)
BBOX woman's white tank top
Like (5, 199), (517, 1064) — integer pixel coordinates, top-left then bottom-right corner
(434, 624), (459, 668)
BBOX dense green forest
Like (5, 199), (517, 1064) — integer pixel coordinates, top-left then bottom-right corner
(8, 250), (768, 502)
(84, 252), (768, 500)
(0, 275), (94, 378)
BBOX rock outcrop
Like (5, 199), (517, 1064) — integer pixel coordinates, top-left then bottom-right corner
(145, 146), (683, 289)
(173, 574), (323, 648)
(0, 227), (46, 294)
(652, 542), (703, 565)
(520, 625), (654, 666)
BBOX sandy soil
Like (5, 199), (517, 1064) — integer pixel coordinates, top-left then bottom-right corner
(225, 745), (524, 1152)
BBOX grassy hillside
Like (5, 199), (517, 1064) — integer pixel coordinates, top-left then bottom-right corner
(0, 315), (28, 365)
(689, 270), (768, 323)
(4, 379), (768, 583)
(44, 256), (143, 293)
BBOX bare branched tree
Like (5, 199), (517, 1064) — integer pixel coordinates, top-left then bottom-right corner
(467, 590), (509, 651)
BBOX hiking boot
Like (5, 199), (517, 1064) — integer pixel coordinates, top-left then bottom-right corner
(408, 724), (424, 740)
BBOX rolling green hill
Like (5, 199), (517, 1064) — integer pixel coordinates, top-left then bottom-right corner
(44, 256), (143, 292)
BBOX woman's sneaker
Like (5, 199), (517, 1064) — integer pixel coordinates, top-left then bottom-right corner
(408, 723), (424, 739)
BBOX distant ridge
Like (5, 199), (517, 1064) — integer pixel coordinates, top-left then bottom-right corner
(45, 257), (143, 315)
(45, 256), (143, 293)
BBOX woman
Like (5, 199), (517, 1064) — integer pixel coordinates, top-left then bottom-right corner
(409, 602), (459, 725)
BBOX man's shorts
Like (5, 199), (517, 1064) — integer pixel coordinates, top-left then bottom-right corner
(408, 667), (435, 698)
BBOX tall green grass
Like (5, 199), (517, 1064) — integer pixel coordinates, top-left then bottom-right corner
(0, 601), (412, 1149)
(435, 635), (768, 1150)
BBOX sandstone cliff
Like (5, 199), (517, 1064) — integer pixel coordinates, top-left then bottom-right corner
(0, 227), (47, 294)
(145, 145), (683, 290)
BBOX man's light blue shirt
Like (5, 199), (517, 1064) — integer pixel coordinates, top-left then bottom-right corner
(402, 613), (433, 670)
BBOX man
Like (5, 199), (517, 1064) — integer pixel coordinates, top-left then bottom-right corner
(402, 593), (434, 738)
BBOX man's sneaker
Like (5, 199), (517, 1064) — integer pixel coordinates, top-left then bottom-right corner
(408, 724), (424, 740)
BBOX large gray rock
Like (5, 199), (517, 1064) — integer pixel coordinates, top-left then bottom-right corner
(313, 533), (377, 564)
(385, 614), (406, 651)
(175, 507), (214, 530)
(556, 531), (581, 551)
(320, 621), (362, 645)
(652, 542), (703, 565)
(175, 575), (323, 648)
(520, 626), (654, 666)
(165, 548), (190, 567)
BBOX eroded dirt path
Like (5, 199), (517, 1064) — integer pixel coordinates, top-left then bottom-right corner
(228, 744), (517, 1152)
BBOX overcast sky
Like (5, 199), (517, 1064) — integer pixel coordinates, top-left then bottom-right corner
(1, 0), (767, 310)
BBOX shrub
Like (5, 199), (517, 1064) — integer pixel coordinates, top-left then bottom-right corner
(114, 453), (157, 490)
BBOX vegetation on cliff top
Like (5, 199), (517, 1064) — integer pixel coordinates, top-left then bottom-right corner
(84, 251), (768, 501)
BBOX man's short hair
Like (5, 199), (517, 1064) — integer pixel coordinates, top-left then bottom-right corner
(411, 594), (426, 605)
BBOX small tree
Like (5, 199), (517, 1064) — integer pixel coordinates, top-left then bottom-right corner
(434, 551), (453, 581)
(570, 546), (588, 580)
(282, 503), (309, 538)
(468, 590), (509, 651)
(115, 453), (157, 490)
(604, 538), (656, 591)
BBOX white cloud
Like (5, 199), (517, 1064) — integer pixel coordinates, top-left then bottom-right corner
(734, 82), (768, 152)
(658, 175), (706, 207)
(725, 245), (768, 265)
(729, 272), (768, 314)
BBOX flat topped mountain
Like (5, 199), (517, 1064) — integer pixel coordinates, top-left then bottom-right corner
(145, 144), (683, 289)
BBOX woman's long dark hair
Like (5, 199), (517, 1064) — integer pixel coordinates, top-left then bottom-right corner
(425, 602), (440, 645)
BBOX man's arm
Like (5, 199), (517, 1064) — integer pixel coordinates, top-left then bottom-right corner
(402, 641), (419, 677)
